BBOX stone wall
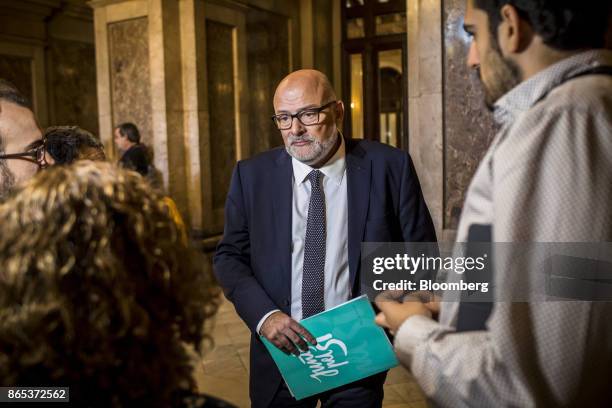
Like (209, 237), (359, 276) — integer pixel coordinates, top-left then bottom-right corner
(0, 1), (97, 132)
(0, 54), (33, 104)
(246, 8), (291, 153)
(407, 0), (498, 239)
(108, 18), (152, 146)
(206, 19), (237, 213)
(48, 38), (99, 136)
(442, 0), (497, 230)
(91, 0), (300, 235)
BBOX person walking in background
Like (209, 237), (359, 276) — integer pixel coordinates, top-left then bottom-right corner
(114, 122), (149, 176)
(112, 122), (187, 243)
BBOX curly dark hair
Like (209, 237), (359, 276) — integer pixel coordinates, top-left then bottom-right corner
(0, 161), (220, 407)
(45, 125), (106, 164)
(474, 0), (611, 50)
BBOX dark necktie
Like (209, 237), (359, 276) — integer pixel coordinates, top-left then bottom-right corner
(302, 170), (326, 318)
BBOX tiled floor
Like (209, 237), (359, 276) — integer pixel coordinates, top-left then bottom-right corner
(192, 297), (427, 408)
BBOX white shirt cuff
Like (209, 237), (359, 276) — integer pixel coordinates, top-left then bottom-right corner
(256, 309), (281, 335)
(393, 314), (440, 368)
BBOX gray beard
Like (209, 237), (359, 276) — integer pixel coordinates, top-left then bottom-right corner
(285, 131), (339, 166)
(0, 161), (16, 202)
(481, 37), (522, 111)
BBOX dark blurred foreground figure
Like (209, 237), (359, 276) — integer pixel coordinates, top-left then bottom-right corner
(44, 125), (106, 165)
(0, 161), (224, 407)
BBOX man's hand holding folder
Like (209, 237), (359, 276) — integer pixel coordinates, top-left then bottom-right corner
(260, 311), (317, 355)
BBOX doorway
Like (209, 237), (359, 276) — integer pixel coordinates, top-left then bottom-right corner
(341, 0), (408, 149)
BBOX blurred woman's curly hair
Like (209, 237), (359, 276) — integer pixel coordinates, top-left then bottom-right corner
(0, 161), (220, 407)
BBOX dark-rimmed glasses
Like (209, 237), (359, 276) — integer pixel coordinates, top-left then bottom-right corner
(0, 138), (48, 169)
(271, 101), (337, 130)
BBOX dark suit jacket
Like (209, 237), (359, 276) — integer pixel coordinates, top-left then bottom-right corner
(119, 144), (149, 176)
(213, 138), (437, 407)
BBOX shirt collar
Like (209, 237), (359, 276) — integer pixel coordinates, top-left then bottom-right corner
(292, 133), (346, 187)
(493, 50), (612, 126)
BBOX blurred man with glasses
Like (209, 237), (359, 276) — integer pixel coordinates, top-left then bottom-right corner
(215, 69), (437, 407)
(0, 79), (44, 200)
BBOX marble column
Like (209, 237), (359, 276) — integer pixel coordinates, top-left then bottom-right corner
(406, 0), (446, 239)
(407, 0), (497, 241)
(90, 0), (202, 231)
(90, 0), (304, 238)
(298, 0), (340, 92)
(442, 0), (497, 232)
(47, 3), (99, 135)
(0, 11), (49, 126)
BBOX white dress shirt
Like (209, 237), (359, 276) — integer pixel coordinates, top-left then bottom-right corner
(257, 135), (349, 332)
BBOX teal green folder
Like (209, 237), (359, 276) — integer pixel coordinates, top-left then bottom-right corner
(261, 295), (399, 400)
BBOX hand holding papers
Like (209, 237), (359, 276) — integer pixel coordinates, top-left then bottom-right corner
(261, 296), (398, 400)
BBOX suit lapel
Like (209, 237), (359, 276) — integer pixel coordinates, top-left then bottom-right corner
(345, 139), (371, 290)
(273, 149), (294, 298)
